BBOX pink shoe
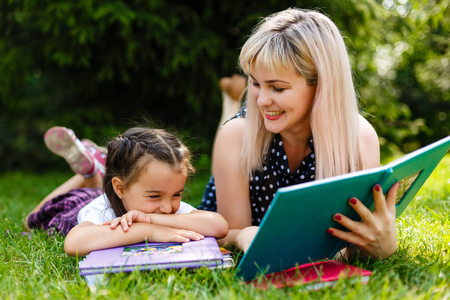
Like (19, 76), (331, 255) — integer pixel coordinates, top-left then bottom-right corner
(81, 139), (107, 177)
(44, 127), (97, 177)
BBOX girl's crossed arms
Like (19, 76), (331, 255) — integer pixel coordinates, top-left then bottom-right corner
(64, 127), (228, 257)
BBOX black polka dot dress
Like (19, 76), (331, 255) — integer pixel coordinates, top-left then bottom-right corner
(198, 129), (316, 226)
(248, 135), (315, 225)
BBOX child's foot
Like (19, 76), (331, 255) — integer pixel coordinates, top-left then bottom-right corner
(81, 139), (107, 156)
(219, 74), (247, 101)
(44, 127), (97, 177)
(81, 139), (107, 177)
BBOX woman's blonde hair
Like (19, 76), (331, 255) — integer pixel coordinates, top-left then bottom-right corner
(239, 8), (364, 179)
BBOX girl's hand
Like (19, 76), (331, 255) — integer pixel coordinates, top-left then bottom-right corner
(104, 210), (151, 232)
(151, 226), (204, 243)
(236, 226), (259, 253)
(327, 182), (400, 259)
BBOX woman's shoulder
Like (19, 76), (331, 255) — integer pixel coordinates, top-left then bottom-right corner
(358, 114), (380, 168)
(218, 117), (246, 140)
(358, 115), (378, 145)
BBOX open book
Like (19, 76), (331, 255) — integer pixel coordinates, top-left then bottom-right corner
(237, 136), (450, 281)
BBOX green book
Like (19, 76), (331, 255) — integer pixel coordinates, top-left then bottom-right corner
(237, 136), (450, 281)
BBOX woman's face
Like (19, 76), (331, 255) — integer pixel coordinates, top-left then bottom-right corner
(248, 63), (316, 137)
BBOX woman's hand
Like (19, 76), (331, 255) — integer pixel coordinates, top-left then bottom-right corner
(327, 182), (400, 259)
(104, 210), (151, 232)
(236, 226), (259, 253)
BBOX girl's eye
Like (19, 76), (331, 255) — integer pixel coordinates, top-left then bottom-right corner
(148, 195), (161, 199)
(173, 193), (182, 198)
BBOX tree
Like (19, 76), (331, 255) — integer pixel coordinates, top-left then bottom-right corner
(0, 0), (447, 171)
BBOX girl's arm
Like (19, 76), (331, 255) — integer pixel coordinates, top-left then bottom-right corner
(64, 221), (203, 257)
(107, 210), (229, 238)
(148, 210), (228, 238)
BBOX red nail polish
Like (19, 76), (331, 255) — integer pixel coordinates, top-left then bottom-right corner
(327, 229), (334, 234)
(350, 198), (357, 205)
(375, 184), (381, 192)
(334, 214), (341, 221)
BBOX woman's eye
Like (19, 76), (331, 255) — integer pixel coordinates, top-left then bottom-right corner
(273, 87), (285, 93)
(251, 81), (260, 87)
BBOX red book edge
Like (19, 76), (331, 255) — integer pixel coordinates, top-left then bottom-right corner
(248, 260), (372, 290)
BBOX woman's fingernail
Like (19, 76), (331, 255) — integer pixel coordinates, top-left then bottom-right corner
(350, 197), (357, 205)
(327, 229), (334, 234)
(375, 184), (381, 192)
(334, 214), (342, 221)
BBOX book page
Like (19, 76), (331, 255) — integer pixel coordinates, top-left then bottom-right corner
(395, 171), (422, 205)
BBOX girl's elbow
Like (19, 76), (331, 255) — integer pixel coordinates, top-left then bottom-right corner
(214, 217), (229, 238)
(64, 238), (78, 256)
(64, 232), (89, 257)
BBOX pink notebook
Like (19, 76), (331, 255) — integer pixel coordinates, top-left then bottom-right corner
(249, 260), (372, 290)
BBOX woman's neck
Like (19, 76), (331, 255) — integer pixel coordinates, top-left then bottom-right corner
(280, 131), (312, 173)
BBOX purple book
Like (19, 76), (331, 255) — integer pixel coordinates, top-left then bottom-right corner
(79, 237), (223, 276)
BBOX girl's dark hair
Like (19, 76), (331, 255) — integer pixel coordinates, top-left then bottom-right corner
(103, 127), (194, 217)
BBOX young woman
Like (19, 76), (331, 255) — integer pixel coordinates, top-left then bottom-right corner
(25, 126), (228, 256)
(199, 8), (399, 259)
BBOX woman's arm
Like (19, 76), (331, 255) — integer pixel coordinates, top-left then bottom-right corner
(212, 118), (255, 248)
(358, 114), (381, 169)
(64, 221), (203, 257)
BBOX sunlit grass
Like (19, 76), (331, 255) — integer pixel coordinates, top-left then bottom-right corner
(0, 155), (448, 299)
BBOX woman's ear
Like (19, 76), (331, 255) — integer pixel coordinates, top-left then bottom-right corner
(111, 176), (125, 199)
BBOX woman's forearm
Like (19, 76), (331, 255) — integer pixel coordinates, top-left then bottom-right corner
(217, 226), (259, 253)
(217, 229), (241, 248)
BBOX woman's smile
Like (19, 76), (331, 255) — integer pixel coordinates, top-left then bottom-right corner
(264, 111), (285, 120)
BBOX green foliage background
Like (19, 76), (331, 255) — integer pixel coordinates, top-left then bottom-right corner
(0, 0), (448, 172)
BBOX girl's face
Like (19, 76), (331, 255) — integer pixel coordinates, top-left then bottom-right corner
(248, 63), (316, 137)
(119, 160), (187, 214)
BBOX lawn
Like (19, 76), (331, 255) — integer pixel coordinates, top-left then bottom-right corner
(0, 155), (449, 299)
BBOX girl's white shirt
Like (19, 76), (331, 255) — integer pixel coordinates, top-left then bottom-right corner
(77, 193), (196, 225)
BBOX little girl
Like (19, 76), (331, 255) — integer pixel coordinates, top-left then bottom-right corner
(26, 126), (228, 257)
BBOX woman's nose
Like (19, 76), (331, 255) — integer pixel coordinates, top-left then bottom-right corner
(256, 88), (272, 107)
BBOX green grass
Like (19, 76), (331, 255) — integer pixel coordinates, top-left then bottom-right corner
(0, 155), (449, 299)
